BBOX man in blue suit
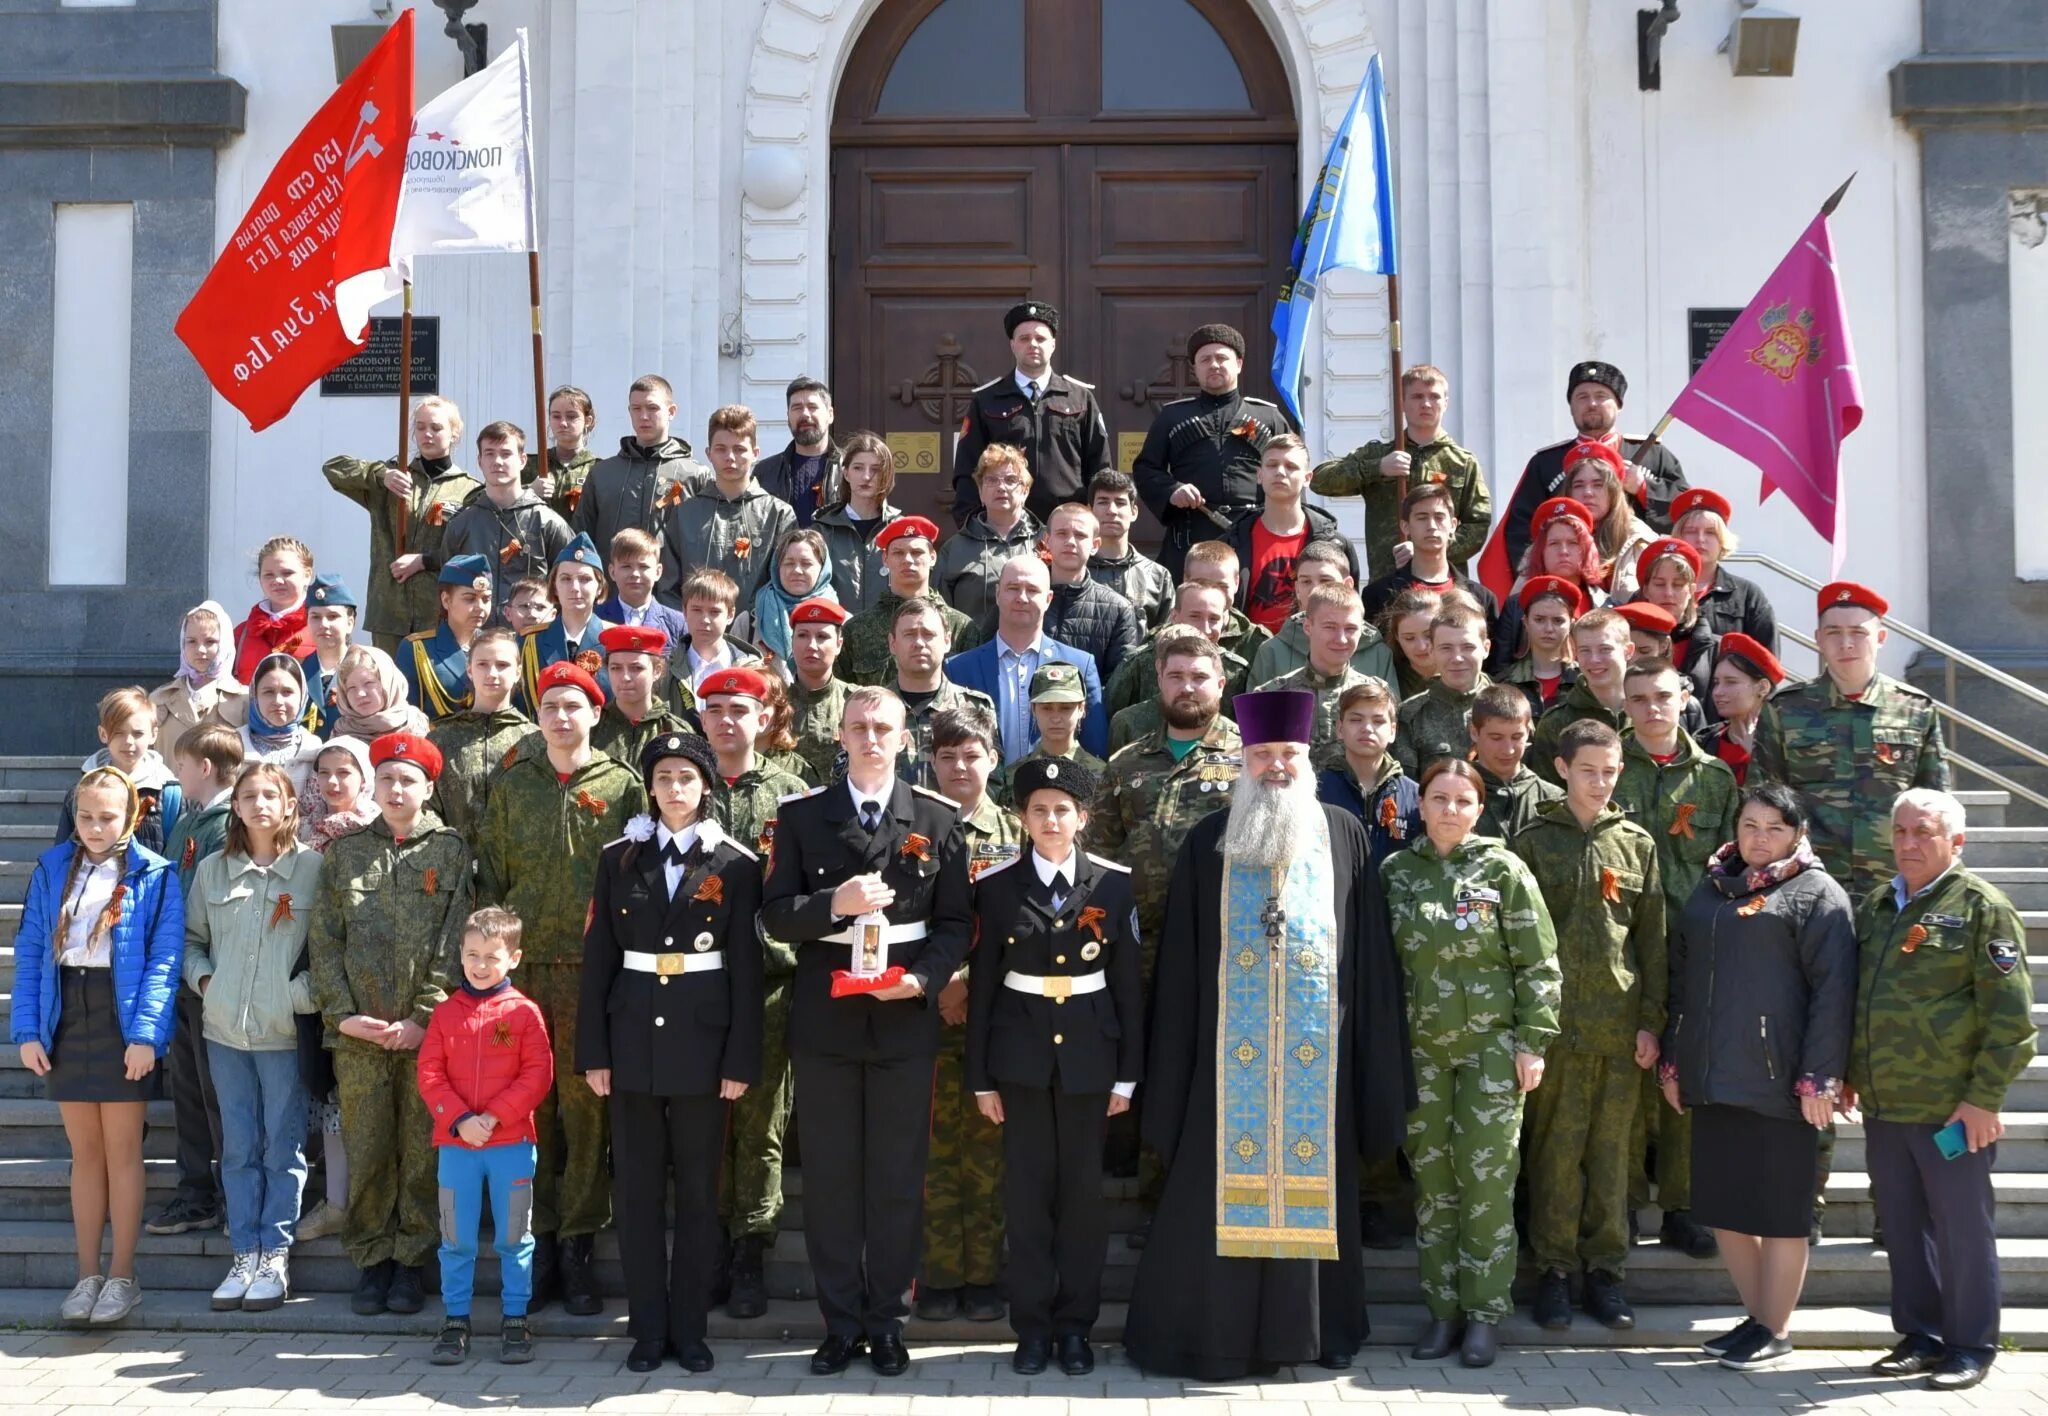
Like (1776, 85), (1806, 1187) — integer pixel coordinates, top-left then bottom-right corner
(945, 555), (1107, 763)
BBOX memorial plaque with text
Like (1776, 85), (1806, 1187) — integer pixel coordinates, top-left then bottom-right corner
(1687, 307), (1745, 376)
(320, 316), (441, 397)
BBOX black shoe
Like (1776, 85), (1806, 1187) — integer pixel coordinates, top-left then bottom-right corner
(677, 1340), (714, 1374)
(499, 1316), (534, 1365)
(1583, 1269), (1634, 1330)
(1012, 1337), (1050, 1375)
(1660, 1210), (1719, 1259)
(1872, 1334), (1947, 1377)
(1719, 1328), (1793, 1371)
(1315, 1347), (1352, 1371)
(810, 1335), (866, 1375)
(961, 1283), (1005, 1322)
(1411, 1318), (1464, 1360)
(1808, 1210), (1823, 1247)
(726, 1234), (767, 1320)
(430, 1316), (471, 1365)
(1871, 1217), (1886, 1251)
(558, 1234), (601, 1317)
(869, 1331), (911, 1376)
(145, 1194), (223, 1236)
(529, 1233), (560, 1313)
(1926, 1350), (1992, 1391)
(626, 1338), (667, 1373)
(1358, 1200), (1401, 1250)
(1058, 1335), (1095, 1375)
(350, 1259), (393, 1317)
(1533, 1270), (1572, 1331)
(1126, 1218), (1150, 1250)
(913, 1286), (960, 1321)
(1703, 1317), (1765, 1358)
(385, 1263), (426, 1316)
(1460, 1318), (1499, 1369)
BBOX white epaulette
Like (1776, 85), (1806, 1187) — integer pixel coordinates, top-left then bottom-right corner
(778, 785), (827, 805)
(911, 784), (961, 811)
(975, 852), (1025, 881)
(1087, 853), (1132, 874)
(971, 376), (1007, 394)
(1240, 395), (1281, 409)
(1065, 374), (1095, 390)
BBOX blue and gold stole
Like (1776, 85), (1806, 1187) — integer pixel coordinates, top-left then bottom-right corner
(1215, 819), (1341, 1260)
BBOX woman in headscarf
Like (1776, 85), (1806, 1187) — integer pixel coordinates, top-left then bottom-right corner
(151, 601), (249, 764)
(330, 645), (431, 744)
(237, 654), (324, 796)
(752, 528), (838, 675)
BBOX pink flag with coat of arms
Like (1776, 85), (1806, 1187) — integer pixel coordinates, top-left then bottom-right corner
(1667, 197), (1862, 574)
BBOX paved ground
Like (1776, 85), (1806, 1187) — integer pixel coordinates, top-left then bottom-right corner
(0, 1332), (2043, 1415)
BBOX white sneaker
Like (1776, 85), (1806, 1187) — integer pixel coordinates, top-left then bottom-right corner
(59, 1275), (105, 1324)
(243, 1250), (289, 1312)
(212, 1253), (258, 1311)
(89, 1276), (141, 1325)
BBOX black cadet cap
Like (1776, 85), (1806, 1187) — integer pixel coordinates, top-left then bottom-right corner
(1567, 360), (1627, 405)
(1005, 301), (1059, 338)
(1011, 756), (1097, 810)
(639, 731), (717, 795)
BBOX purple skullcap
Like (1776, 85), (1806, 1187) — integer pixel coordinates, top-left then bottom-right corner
(1234, 689), (1316, 748)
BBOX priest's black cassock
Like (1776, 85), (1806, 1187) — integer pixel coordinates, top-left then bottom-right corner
(1121, 804), (1414, 1379)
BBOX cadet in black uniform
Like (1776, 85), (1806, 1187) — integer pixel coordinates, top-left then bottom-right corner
(577, 733), (765, 1374)
(951, 301), (1114, 528)
(1130, 323), (1293, 580)
(759, 685), (974, 1378)
(967, 758), (1142, 1378)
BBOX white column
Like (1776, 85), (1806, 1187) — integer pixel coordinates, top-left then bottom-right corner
(2011, 192), (2048, 581)
(49, 203), (133, 587)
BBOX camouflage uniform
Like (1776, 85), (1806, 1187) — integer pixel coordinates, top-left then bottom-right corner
(922, 795), (1023, 1291)
(1529, 679), (1630, 786)
(426, 707), (540, 846)
(1612, 733), (1740, 1215)
(840, 589), (978, 686)
(1475, 763), (1562, 842)
(473, 744), (647, 1238)
(887, 673), (998, 791)
(1382, 835), (1560, 1321)
(1393, 675), (1493, 778)
(532, 444), (599, 524)
(1310, 433), (1491, 580)
(990, 741), (1106, 810)
(1750, 672), (1949, 899)
(1511, 802), (1665, 1279)
(1102, 622), (1255, 719)
(1265, 662), (1376, 763)
(589, 703), (694, 772)
(307, 813), (473, 1269)
(1108, 700), (1162, 756)
(320, 455), (482, 645)
(714, 762), (809, 1240)
(1246, 613), (1397, 689)
(788, 675), (851, 782)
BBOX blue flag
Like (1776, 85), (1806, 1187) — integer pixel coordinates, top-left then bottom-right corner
(1271, 53), (1398, 423)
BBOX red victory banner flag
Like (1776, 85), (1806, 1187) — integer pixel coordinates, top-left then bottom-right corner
(175, 11), (415, 431)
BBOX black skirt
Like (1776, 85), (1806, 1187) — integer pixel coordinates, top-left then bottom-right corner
(45, 966), (161, 1104)
(1689, 1101), (1818, 1239)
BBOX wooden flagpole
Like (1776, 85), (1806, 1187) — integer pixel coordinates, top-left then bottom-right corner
(1387, 272), (1406, 502)
(529, 251), (548, 486)
(395, 280), (414, 556)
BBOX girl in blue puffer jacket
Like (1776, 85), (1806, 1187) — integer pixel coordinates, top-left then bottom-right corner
(12, 766), (184, 1327)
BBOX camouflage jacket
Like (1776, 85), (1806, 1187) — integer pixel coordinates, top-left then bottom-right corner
(440, 488), (574, 614)
(658, 479), (798, 605)
(1849, 866), (2037, 1124)
(571, 435), (706, 575)
(1109, 700), (1162, 756)
(427, 707), (541, 846)
(531, 444), (599, 524)
(1102, 632), (1252, 718)
(1511, 801), (1666, 1056)
(1087, 548), (1174, 631)
(1474, 762), (1562, 843)
(713, 761), (809, 977)
(589, 703), (694, 773)
(307, 812), (472, 1051)
(473, 745), (647, 963)
(991, 741), (1107, 809)
(321, 455), (483, 639)
(957, 794), (1024, 985)
(1751, 672), (1949, 896)
(788, 674), (851, 782)
(1246, 612), (1397, 688)
(1529, 677), (1630, 785)
(1266, 661), (1376, 762)
(886, 673), (998, 791)
(840, 589), (978, 686)
(1381, 834), (1560, 1059)
(1310, 432), (1491, 579)
(1613, 731), (1741, 929)
(1086, 713), (1242, 932)
(1393, 674), (1493, 778)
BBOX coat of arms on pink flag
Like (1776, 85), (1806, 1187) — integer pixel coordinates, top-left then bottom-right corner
(1668, 188), (1863, 574)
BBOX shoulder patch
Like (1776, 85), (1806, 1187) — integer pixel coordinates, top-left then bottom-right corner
(975, 852), (1025, 881)
(1087, 852), (1132, 875)
(778, 785), (828, 805)
(1988, 938), (2021, 975)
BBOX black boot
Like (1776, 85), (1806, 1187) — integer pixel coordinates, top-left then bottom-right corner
(1533, 1270), (1572, 1331)
(1358, 1201), (1401, 1251)
(529, 1233), (560, 1313)
(1659, 1209), (1719, 1259)
(350, 1259), (394, 1317)
(384, 1263), (425, 1316)
(726, 1233), (768, 1320)
(1582, 1269), (1635, 1330)
(559, 1233), (602, 1316)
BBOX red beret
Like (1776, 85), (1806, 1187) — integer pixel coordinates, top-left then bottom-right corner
(1531, 496), (1596, 536)
(369, 732), (443, 782)
(537, 659), (606, 709)
(1670, 487), (1733, 524)
(1562, 438), (1627, 480)
(789, 597), (849, 627)
(1718, 632), (1786, 685)
(698, 666), (773, 702)
(1635, 536), (1701, 588)
(1616, 601), (1678, 636)
(1818, 581), (1888, 618)
(1518, 574), (1588, 616)
(876, 515), (941, 551)
(598, 624), (670, 657)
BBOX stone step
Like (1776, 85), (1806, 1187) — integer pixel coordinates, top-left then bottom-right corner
(0, 789), (64, 832)
(0, 759), (80, 794)
(1978, 867), (2048, 912)
(1958, 789), (2011, 831)
(0, 1099), (176, 1157)
(1959, 826), (2048, 868)
(0, 825), (56, 864)
(0, 861), (29, 907)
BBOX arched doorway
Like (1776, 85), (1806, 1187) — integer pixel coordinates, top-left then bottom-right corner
(830, 0), (1299, 522)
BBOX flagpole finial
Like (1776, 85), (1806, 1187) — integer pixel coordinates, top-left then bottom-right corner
(1820, 172), (1856, 218)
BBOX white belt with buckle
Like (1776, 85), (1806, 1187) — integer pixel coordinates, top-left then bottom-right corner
(1004, 970), (1106, 1001)
(821, 920), (930, 946)
(623, 950), (724, 975)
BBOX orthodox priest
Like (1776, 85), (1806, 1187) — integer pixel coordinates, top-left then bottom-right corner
(1123, 688), (1414, 1379)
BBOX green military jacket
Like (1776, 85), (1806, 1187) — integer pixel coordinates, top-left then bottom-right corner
(1511, 801), (1666, 1056)
(473, 744), (647, 963)
(1474, 763), (1562, 842)
(1849, 866), (2037, 1124)
(530, 444), (599, 524)
(1109, 700), (1162, 756)
(1266, 661), (1375, 762)
(1393, 674), (1492, 777)
(307, 812), (473, 1051)
(991, 741), (1107, 808)
(590, 703), (694, 773)
(1087, 713), (1243, 933)
(321, 455), (483, 640)
(788, 674), (851, 782)
(711, 760), (808, 977)
(1529, 678), (1630, 786)
(1102, 633), (1252, 718)
(428, 707), (540, 845)
(1310, 432), (1491, 579)
(840, 589), (978, 686)
(885, 673), (997, 792)
(1613, 731), (1741, 928)
(1247, 612), (1397, 688)
(1381, 834), (1561, 1059)
(1751, 671), (1949, 896)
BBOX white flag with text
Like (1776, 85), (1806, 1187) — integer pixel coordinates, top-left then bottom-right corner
(390, 29), (535, 277)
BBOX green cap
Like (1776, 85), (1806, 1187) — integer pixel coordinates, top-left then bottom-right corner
(1029, 661), (1085, 704)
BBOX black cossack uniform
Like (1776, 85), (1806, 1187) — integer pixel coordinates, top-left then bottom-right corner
(578, 823), (765, 1349)
(951, 374), (1113, 528)
(1130, 390), (1293, 579)
(965, 849), (1143, 1342)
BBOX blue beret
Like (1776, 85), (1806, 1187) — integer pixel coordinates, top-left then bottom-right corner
(438, 553), (492, 586)
(554, 533), (604, 573)
(307, 574), (357, 609)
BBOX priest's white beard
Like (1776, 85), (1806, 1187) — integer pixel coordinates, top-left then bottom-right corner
(1221, 769), (1326, 868)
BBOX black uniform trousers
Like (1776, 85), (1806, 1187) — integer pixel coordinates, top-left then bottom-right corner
(169, 985), (222, 1204)
(999, 1083), (1111, 1340)
(792, 1047), (936, 1342)
(1866, 1118), (2002, 1353)
(609, 1090), (727, 1348)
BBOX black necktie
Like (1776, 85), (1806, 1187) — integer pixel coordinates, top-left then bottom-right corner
(859, 801), (881, 834)
(1025, 379), (1040, 402)
(1050, 874), (1069, 913)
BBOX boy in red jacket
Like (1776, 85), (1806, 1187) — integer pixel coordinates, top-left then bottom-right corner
(416, 907), (553, 1365)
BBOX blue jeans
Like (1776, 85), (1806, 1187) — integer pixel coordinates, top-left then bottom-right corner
(206, 1042), (309, 1256)
(438, 1142), (537, 1318)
